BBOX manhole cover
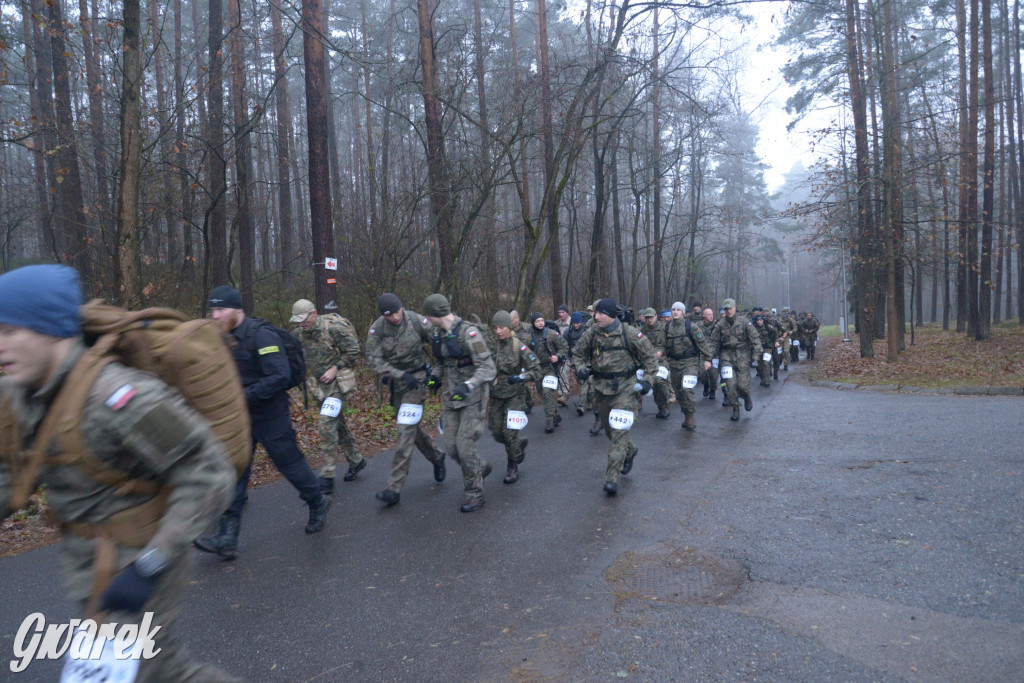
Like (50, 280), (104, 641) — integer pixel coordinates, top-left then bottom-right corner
(605, 544), (746, 605)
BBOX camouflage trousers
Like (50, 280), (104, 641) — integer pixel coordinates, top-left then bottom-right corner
(319, 387), (362, 478)
(594, 388), (640, 484)
(719, 355), (753, 406)
(668, 359), (702, 415)
(700, 362), (720, 394)
(532, 372), (559, 419)
(384, 381), (444, 493)
(488, 393), (527, 463)
(652, 370), (671, 413)
(67, 547), (239, 682)
(580, 376), (595, 413)
(441, 398), (489, 499)
(780, 338), (791, 363)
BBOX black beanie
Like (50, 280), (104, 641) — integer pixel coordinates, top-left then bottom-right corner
(378, 293), (403, 315)
(530, 312), (544, 325)
(594, 298), (617, 317)
(209, 285), (243, 309)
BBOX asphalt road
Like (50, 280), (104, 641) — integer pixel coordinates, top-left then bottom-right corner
(2, 360), (1022, 682)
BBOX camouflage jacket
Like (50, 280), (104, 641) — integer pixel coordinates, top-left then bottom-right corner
(488, 335), (542, 400)
(754, 322), (778, 348)
(664, 318), (714, 367)
(0, 341), (235, 600)
(709, 315), (763, 365)
(526, 325), (569, 370)
(513, 324), (532, 347)
(641, 320), (667, 354)
(800, 317), (820, 335)
(571, 320), (658, 396)
(432, 316), (497, 409)
(365, 309), (433, 381)
(779, 316), (799, 337)
(294, 313), (360, 379)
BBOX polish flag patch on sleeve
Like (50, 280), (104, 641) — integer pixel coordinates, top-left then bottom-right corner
(637, 332), (644, 338)
(468, 329), (478, 337)
(105, 384), (137, 411)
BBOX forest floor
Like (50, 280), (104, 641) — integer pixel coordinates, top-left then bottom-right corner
(811, 320), (1024, 389)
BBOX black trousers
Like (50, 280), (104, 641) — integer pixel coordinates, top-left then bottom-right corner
(225, 393), (320, 520)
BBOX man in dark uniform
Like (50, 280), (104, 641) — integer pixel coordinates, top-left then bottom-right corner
(195, 286), (330, 560)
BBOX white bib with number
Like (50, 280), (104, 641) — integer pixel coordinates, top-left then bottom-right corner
(793, 339), (800, 347)
(763, 352), (773, 362)
(682, 375), (698, 389)
(506, 410), (528, 430)
(720, 366), (734, 379)
(61, 627), (141, 683)
(608, 409), (635, 431)
(635, 369), (645, 380)
(320, 397), (343, 417)
(656, 366), (670, 380)
(396, 403), (423, 425)
(542, 375), (559, 390)
(712, 358), (720, 369)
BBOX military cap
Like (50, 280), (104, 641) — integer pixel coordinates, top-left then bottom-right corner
(422, 293), (451, 317)
(722, 298), (737, 309)
(642, 307), (657, 318)
(290, 299), (316, 323)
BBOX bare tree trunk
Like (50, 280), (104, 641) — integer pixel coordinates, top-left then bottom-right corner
(472, 0), (497, 301)
(322, 0), (343, 227)
(416, 0), (456, 294)
(207, 0), (229, 287)
(229, 0), (255, 311)
(303, 0), (338, 310)
(271, 0), (296, 288)
(175, 0), (194, 276)
(651, 6), (663, 308)
(149, 0), (177, 265)
(78, 0), (109, 226)
(114, 0), (143, 305)
(20, 0), (57, 262)
(978, 0), (994, 338)
(46, 0), (92, 287)
(536, 0), (563, 304)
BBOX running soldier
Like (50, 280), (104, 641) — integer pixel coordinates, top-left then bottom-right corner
(709, 298), (763, 422)
(488, 311), (543, 484)
(664, 302), (714, 430)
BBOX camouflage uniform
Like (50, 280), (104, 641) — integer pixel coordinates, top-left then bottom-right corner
(526, 325), (569, 426)
(664, 318), (714, 419)
(709, 314), (763, 411)
(801, 314), (820, 359)
(365, 309), (444, 494)
(753, 319), (779, 384)
(778, 313), (799, 367)
(697, 317), (720, 398)
(294, 313), (363, 479)
(487, 335), (542, 468)
(433, 316), (497, 502)
(642, 318), (671, 415)
(0, 342), (238, 682)
(572, 320), (657, 486)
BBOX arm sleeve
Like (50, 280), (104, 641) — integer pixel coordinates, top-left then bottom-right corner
(464, 326), (497, 387)
(522, 345), (544, 382)
(571, 327), (592, 368)
(332, 324), (361, 369)
(551, 331), (569, 361)
(245, 325), (291, 402)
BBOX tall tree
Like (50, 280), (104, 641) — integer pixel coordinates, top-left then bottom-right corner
(303, 0), (338, 310)
(271, 0), (296, 287)
(229, 0), (255, 311)
(207, 0), (229, 288)
(536, 0), (563, 304)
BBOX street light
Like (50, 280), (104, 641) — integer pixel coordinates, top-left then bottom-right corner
(840, 248), (851, 342)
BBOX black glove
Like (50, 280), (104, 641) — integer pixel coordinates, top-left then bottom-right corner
(425, 375), (442, 392)
(634, 380), (652, 396)
(451, 382), (473, 401)
(576, 368), (591, 382)
(507, 374), (525, 385)
(100, 563), (158, 613)
(400, 372), (421, 390)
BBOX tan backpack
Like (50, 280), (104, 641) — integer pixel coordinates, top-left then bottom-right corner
(2, 300), (251, 514)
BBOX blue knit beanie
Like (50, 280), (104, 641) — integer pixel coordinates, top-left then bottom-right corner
(570, 312), (583, 324)
(0, 265), (82, 338)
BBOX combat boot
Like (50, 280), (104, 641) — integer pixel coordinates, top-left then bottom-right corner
(730, 405), (740, 421)
(743, 393), (753, 411)
(773, 369), (779, 380)
(576, 405), (585, 417)
(783, 363), (789, 371)
(194, 514), (239, 560)
(433, 454), (446, 482)
(319, 476), (334, 495)
(460, 496), (486, 512)
(590, 414), (602, 435)
(702, 384), (710, 398)
(524, 402), (532, 415)
(519, 438), (529, 463)
(655, 409), (670, 419)
(503, 457), (519, 484)
(343, 459), (366, 481)
(603, 481), (617, 496)
(375, 489), (400, 506)
(621, 450), (637, 475)
(708, 389), (716, 401)
(305, 494), (331, 534)
(682, 414), (696, 431)
(545, 417), (555, 433)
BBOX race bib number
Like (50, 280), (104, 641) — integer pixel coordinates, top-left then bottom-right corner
(506, 410), (528, 430)
(635, 369), (645, 380)
(608, 409), (634, 431)
(763, 352), (773, 362)
(682, 375), (698, 389)
(396, 403), (423, 425)
(320, 397), (343, 417)
(61, 627), (141, 683)
(712, 358), (720, 369)
(542, 375), (559, 390)
(656, 366), (669, 380)
(792, 340), (800, 347)
(720, 366), (734, 379)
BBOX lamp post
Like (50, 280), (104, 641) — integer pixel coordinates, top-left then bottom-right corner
(840, 248), (851, 342)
